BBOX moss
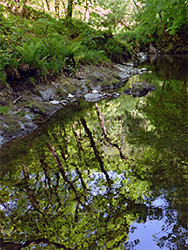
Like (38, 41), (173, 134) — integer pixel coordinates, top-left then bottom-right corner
(0, 106), (9, 114)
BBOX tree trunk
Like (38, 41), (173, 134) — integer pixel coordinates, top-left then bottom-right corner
(80, 117), (111, 184)
(84, 0), (90, 22)
(45, 0), (50, 11)
(55, 0), (60, 16)
(66, 0), (74, 28)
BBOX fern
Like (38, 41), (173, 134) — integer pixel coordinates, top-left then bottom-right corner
(17, 40), (49, 67)
(64, 41), (82, 58)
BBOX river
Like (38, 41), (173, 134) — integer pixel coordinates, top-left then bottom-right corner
(0, 54), (187, 250)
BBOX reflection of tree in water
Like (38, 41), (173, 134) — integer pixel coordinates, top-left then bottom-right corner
(0, 107), (161, 250)
(0, 78), (187, 249)
(146, 54), (188, 81)
(124, 78), (188, 249)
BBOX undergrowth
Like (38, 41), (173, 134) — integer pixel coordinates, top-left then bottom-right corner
(0, 5), (131, 89)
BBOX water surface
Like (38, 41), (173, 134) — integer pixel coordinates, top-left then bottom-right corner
(0, 55), (187, 250)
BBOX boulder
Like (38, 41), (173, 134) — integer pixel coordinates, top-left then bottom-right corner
(149, 44), (158, 54)
(84, 93), (103, 102)
(124, 82), (156, 98)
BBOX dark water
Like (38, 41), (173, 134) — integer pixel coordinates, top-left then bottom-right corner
(0, 55), (187, 250)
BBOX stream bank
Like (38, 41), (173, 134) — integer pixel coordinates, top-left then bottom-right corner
(0, 60), (150, 148)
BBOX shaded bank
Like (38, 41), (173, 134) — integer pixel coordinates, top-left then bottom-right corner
(0, 63), (147, 148)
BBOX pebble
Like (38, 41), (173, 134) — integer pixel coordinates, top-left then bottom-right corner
(18, 121), (25, 130)
(60, 100), (69, 106)
(49, 100), (60, 105)
(68, 93), (74, 98)
(25, 114), (33, 120)
(111, 92), (121, 99)
(71, 99), (80, 107)
(92, 89), (99, 94)
(0, 135), (5, 147)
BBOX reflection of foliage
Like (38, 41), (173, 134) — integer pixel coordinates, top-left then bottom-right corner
(0, 107), (159, 250)
(0, 76), (187, 249)
(123, 76), (188, 249)
(126, 79), (187, 156)
(155, 225), (188, 249)
(141, 55), (188, 81)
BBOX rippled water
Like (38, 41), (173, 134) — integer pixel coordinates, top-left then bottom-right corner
(0, 55), (187, 250)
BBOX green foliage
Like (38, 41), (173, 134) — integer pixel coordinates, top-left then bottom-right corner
(0, 5), (131, 87)
(89, 0), (130, 33)
(77, 47), (109, 65)
(1, 0), (186, 88)
(125, 0), (188, 48)
(17, 40), (47, 67)
(103, 36), (129, 62)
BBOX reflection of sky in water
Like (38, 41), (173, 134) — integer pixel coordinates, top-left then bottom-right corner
(1, 169), (186, 249)
(82, 169), (187, 250)
(128, 219), (167, 250)
(128, 197), (187, 250)
(85, 172), (173, 249)
(130, 198), (166, 249)
(86, 170), (124, 195)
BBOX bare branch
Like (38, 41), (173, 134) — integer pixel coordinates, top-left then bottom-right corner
(46, 141), (83, 204)
(80, 118), (111, 184)
(95, 103), (128, 161)
(22, 165), (41, 213)
(0, 237), (75, 250)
